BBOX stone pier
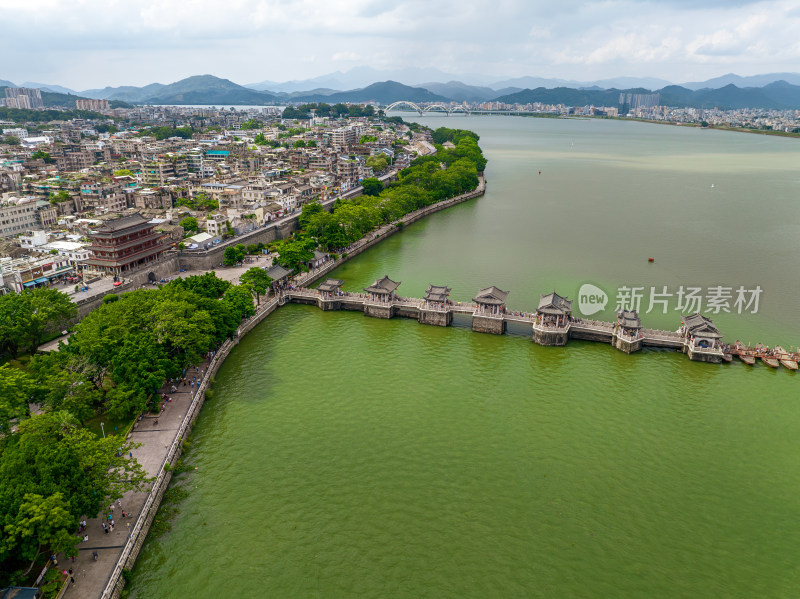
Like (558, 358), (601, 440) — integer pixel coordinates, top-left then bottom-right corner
(419, 308), (452, 326)
(532, 325), (570, 346)
(364, 302), (395, 319)
(613, 333), (643, 354)
(472, 314), (506, 334)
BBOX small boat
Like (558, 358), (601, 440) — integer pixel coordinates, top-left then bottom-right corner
(734, 341), (756, 365)
(648, 257), (655, 263)
(722, 352), (733, 363)
(761, 355), (780, 368)
(774, 346), (798, 370)
(756, 344), (780, 368)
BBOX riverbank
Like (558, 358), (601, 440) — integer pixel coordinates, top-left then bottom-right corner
(74, 177), (485, 599)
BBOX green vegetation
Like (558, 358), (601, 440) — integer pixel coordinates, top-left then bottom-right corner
(0, 288), (77, 358)
(360, 135), (377, 143)
(179, 216), (199, 232)
(137, 126), (194, 140)
(239, 267), (273, 304)
(254, 133), (280, 147)
(0, 411), (149, 579)
(0, 106), (108, 123)
(114, 168), (135, 177)
(239, 119), (263, 130)
(223, 244), (246, 266)
(176, 192), (218, 212)
(282, 103), (376, 120)
(297, 127), (484, 252)
(49, 190), (72, 204)
(361, 177), (383, 197)
(366, 154), (388, 172)
(31, 149), (54, 164)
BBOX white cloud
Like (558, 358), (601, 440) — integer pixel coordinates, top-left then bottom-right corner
(0, 0), (799, 89)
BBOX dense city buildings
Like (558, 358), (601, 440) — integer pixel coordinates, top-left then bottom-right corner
(0, 103), (430, 295)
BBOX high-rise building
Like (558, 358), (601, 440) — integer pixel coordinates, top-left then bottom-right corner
(4, 87), (44, 110)
(76, 98), (110, 111)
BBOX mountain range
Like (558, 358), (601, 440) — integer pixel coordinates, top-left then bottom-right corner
(495, 81), (800, 110)
(4, 71), (800, 110)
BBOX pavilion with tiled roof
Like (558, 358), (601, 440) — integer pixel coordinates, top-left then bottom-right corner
(365, 275), (400, 302)
(424, 284), (451, 304)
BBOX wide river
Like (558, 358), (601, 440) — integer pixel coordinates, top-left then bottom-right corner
(129, 116), (800, 598)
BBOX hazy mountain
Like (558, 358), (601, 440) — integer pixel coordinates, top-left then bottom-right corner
(244, 80), (281, 91)
(247, 66), (490, 93)
(79, 75), (276, 105)
(0, 79), (17, 88)
(21, 82), (77, 95)
(81, 83), (167, 101)
(292, 81), (449, 104)
(592, 77), (672, 90)
(143, 75), (275, 105)
(277, 88), (341, 99)
(489, 76), (672, 91)
(680, 72), (800, 90)
(494, 86), (643, 107)
(490, 76), (576, 90)
(495, 82), (800, 110)
(494, 86), (523, 96)
(413, 81), (498, 103)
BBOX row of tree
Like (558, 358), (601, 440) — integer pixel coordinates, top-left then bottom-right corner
(282, 103), (377, 120)
(0, 272), (267, 582)
(275, 127), (486, 271)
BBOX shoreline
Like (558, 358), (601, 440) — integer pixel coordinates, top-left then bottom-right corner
(93, 178), (486, 599)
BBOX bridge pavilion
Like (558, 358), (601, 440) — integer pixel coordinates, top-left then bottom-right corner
(365, 275), (400, 303)
(424, 284), (451, 307)
(532, 292), (572, 346)
(471, 286), (509, 334)
(681, 312), (724, 362)
(317, 278), (344, 298)
(614, 309), (643, 353)
(420, 284), (453, 326)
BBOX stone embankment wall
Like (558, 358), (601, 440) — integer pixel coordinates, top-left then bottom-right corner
(101, 179), (486, 599)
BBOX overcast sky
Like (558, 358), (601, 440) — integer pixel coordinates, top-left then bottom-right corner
(2, 0), (799, 90)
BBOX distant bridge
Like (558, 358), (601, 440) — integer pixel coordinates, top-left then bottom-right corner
(385, 101), (471, 116)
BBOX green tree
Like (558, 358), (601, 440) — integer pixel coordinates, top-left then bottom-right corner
(49, 190), (72, 204)
(2, 492), (76, 576)
(0, 412), (149, 569)
(298, 201), (324, 230)
(223, 245), (245, 266)
(221, 285), (255, 321)
(113, 168), (135, 177)
(179, 216), (198, 232)
(0, 289), (76, 356)
(361, 177), (383, 197)
(31, 149), (54, 163)
(239, 268), (272, 304)
(293, 139), (306, 148)
(0, 364), (36, 434)
(239, 119), (262, 130)
(276, 237), (314, 271)
(366, 154), (388, 172)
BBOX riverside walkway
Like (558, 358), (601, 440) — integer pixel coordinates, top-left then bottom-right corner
(62, 179), (486, 599)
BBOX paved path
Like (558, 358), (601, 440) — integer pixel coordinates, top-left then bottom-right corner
(59, 361), (212, 598)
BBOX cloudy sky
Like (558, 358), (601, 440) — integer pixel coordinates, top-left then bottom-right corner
(2, 0), (799, 89)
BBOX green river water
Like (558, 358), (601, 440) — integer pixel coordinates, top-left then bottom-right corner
(129, 116), (800, 598)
